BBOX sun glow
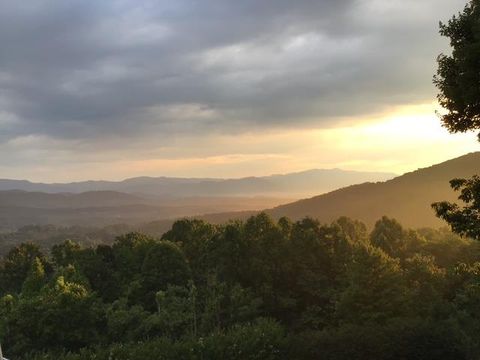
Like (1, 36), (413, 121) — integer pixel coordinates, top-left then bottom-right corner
(308, 102), (479, 174)
(2, 102), (478, 182)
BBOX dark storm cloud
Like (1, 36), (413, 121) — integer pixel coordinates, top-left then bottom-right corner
(0, 0), (466, 145)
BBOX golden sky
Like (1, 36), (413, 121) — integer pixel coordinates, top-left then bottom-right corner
(3, 102), (477, 182)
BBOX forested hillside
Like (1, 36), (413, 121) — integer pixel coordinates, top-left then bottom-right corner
(267, 152), (480, 228)
(0, 213), (479, 359)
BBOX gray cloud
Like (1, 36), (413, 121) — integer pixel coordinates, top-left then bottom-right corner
(0, 0), (468, 169)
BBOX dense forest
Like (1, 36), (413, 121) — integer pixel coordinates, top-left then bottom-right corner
(1, 213), (480, 359)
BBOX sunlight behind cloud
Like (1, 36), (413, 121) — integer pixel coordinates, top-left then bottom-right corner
(0, 102), (477, 182)
(309, 102), (479, 174)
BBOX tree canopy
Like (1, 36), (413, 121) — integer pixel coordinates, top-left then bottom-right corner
(433, 1), (480, 239)
(0, 214), (479, 359)
(434, 0), (480, 140)
(433, 176), (480, 240)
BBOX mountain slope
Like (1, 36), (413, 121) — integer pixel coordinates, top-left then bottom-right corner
(266, 152), (480, 228)
(0, 190), (146, 208)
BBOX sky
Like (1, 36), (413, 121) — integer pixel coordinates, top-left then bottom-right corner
(0, 0), (478, 182)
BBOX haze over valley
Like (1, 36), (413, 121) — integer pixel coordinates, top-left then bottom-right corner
(1, 152), (477, 233)
(0, 168), (394, 230)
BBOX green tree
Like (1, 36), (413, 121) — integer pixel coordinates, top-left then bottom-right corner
(445, 262), (480, 356)
(113, 232), (156, 284)
(21, 257), (46, 296)
(136, 241), (191, 311)
(0, 243), (48, 295)
(403, 254), (447, 317)
(153, 284), (197, 338)
(105, 298), (150, 342)
(335, 244), (407, 324)
(287, 218), (341, 329)
(2, 275), (102, 356)
(162, 219), (216, 284)
(370, 216), (406, 258)
(51, 240), (82, 267)
(434, 0), (480, 140)
(334, 217), (368, 244)
(433, 176), (480, 240)
(432, 1), (480, 239)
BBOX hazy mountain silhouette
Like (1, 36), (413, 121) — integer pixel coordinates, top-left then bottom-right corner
(0, 169), (395, 198)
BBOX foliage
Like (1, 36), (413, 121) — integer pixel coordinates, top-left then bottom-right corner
(434, 0), (480, 140)
(432, 1), (480, 250)
(433, 176), (480, 240)
(0, 214), (479, 359)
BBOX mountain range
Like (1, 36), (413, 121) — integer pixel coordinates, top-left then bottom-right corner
(0, 168), (395, 230)
(0, 169), (395, 198)
(1, 152), (479, 231)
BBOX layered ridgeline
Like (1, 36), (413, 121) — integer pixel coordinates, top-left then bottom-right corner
(0, 191), (291, 230)
(1, 152), (479, 231)
(0, 169), (394, 198)
(265, 152), (480, 228)
(0, 168), (393, 230)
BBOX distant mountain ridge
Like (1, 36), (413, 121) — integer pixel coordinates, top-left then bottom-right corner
(0, 169), (395, 198)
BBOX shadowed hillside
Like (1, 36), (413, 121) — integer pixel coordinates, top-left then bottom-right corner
(0, 190), (145, 208)
(0, 190), (292, 230)
(266, 152), (480, 228)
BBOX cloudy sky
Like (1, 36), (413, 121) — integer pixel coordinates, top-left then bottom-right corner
(0, 0), (478, 182)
